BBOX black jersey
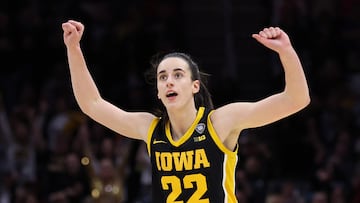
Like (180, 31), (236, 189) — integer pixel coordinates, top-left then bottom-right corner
(147, 107), (238, 203)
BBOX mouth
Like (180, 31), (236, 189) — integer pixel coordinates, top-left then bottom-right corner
(166, 91), (178, 98)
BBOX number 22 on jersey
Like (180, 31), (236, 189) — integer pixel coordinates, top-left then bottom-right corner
(161, 173), (209, 203)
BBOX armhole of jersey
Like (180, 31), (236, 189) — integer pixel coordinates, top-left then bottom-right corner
(207, 110), (238, 155)
(146, 117), (160, 156)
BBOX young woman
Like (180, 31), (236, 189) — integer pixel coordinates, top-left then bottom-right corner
(62, 20), (310, 203)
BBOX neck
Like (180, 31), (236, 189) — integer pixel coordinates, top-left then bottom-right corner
(167, 105), (198, 141)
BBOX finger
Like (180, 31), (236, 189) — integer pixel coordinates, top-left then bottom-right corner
(62, 23), (72, 33)
(251, 33), (260, 39)
(274, 27), (281, 36)
(259, 31), (267, 38)
(268, 27), (277, 38)
(263, 28), (276, 38)
(270, 27), (282, 38)
(252, 34), (265, 43)
(68, 20), (84, 32)
(263, 28), (271, 38)
(62, 23), (77, 35)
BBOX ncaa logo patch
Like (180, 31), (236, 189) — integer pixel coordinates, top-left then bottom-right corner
(195, 123), (206, 134)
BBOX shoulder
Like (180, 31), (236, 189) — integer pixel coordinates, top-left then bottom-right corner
(210, 102), (252, 125)
(209, 103), (250, 139)
(207, 104), (250, 150)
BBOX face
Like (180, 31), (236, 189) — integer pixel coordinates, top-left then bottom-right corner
(157, 57), (200, 109)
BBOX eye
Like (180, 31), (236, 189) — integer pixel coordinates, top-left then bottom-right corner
(174, 72), (183, 79)
(158, 74), (167, 81)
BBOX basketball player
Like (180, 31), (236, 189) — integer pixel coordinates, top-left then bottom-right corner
(62, 20), (310, 203)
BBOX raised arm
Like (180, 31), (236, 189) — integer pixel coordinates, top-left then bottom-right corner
(62, 20), (155, 141)
(211, 27), (310, 149)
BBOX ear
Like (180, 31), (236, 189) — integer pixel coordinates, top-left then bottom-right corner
(192, 80), (200, 94)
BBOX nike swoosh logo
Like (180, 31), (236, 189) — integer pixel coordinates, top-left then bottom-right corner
(153, 139), (167, 144)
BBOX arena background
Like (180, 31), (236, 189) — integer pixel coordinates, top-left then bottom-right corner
(0, 0), (360, 202)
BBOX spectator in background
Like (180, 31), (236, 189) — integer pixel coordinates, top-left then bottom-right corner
(265, 193), (284, 203)
(132, 142), (152, 203)
(85, 157), (126, 203)
(311, 191), (328, 203)
(77, 121), (129, 203)
(47, 152), (90, 203)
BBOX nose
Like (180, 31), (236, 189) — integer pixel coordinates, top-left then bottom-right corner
(166, 76), (174, 87)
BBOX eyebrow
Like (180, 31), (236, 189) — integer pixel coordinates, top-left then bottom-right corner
(157, 68), (185, 75)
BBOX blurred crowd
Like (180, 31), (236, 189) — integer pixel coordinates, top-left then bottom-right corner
(0, 0), (360, 203)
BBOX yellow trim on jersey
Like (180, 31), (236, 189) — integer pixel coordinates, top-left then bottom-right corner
(207, 110), (238, 202)
(223, 154), (238, 203)
(207, 110), (238, 155)
(146, 117), (160, 156)
(165, 107), (205, 147)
